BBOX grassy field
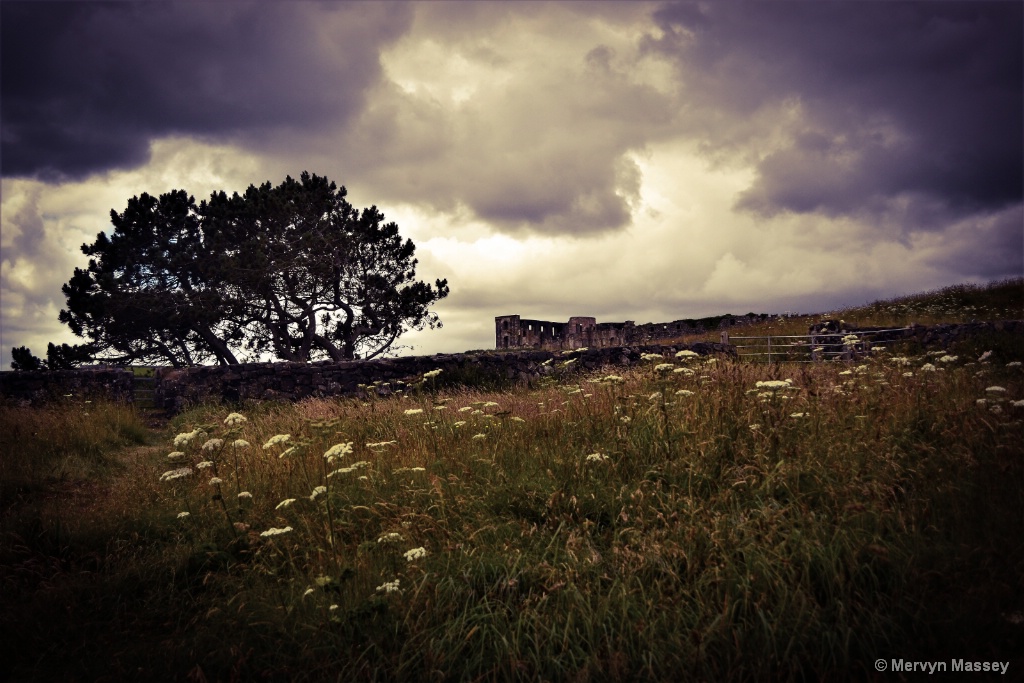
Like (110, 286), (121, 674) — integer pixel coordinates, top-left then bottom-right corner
(2, 280), (1023, 682)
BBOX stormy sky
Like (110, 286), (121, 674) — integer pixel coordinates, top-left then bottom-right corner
(2, 1), (1021, 367)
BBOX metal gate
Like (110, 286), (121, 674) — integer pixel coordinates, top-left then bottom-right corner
(725, 327), (913, 363)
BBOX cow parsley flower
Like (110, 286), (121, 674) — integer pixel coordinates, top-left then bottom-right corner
(378, 532), (403, 544)
(208, 477), (223, 486)
(310, 485), (327, 501)
(224, 413), (248, 426)
(472, 433), (487, 440)
(366, 440), (397, 448)
(1012, 400), (1024, 408)
(920, 363), (936, 372)
(422, 369), (443, 380)
(654, 363), (675, 373)
(1007, 361), (1022, 368)
(985, 386), (1007, 394)
(755, 380), (793, 390)
(404, 547), (428, 562)
(177, 511), (190, 519)
(376, 579), (401, 594)
(324, 442), (354, 460)
(511, 416), (526, 423)
(159, 467), (193, 482)
(675, 350), (698, 359)
(675, 389), (694, 396)
(404, 408), (424, 416)
(790, 412), (806, 418)
(263, 434), (291, 449)
(260, 526), (293, 538)
(166, 451), (186, 462)
(585, 453), (608, 463)
(275, 498), (297, 510)
(231, 439), (250, 449)
(641, 353), (663, 362)
(238, 491), (253, 500)
(937, 355), (958, 363)
(174, 429), (205, 448)
(196, 460), (214, 470)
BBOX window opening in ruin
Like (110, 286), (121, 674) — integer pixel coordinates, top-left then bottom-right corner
(503, 321), (508, 330)
(503, 335), (509, 348)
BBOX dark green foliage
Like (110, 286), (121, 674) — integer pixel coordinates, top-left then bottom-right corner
(57, 172), (448, 366)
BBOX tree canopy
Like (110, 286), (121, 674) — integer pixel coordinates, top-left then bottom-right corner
(47, 172), (448, 367)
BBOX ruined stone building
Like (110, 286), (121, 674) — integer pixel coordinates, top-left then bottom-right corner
(495, 313), (772, 350)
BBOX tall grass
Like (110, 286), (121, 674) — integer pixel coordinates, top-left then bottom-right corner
(3, 346), (1022, 681)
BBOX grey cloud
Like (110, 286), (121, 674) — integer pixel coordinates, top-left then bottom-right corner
(340, 20), (675, 235)
(1, 1), (412, 182)
(646, 2), (1023, 225)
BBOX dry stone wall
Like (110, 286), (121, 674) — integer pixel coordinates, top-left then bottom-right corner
(153, 341), (735, 413)
(0, 367), (134, 406)
(3, 320), (1021, 412)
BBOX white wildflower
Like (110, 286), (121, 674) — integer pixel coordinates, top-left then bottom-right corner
(310, 485), (327, 500)
(472, 433), (486, 440)
(324, 442), (354, 460)
(654, 363), (675, 373)
(404, 547), (428, 562)
(377, 533), (403, 544)
(231, 439), (250, 449)
(422, 369), (443, 380)
(303, 587), (315, 598)
(275, 498), (297, 510)
(920, 363), (936, 372)
(159, 467), (193, 482)
(208, 477), (223, 486)
(376, 579), (401, 594)
(978, 350), (993, 362)
(262, 434), (291, 449)
(237, 491), (253, 500)
(985, 386), (1007, 394)
(755, 380), (793, 390)
(585, 453), (608, 463)
(366, 440), (397, 448)
(457, 406), (473, 413)
(278, 446), (300, 459)
(937, 355), (958, 363)
(675, 350), (698, 359)
(1011, 400), (1024, 408)
(675, 389), (694, 396)
(260, 526), (293, 538)
(166, 451), (186, 462)
(196, 460), (214, 470)
(404, 408), (424, 416)
(511, 416), (526, 423)
(790, 412), (806, 418)
(177, 511), (190, 519)
(1007, 361), (1022, 368)
(224, 413), (248, 426)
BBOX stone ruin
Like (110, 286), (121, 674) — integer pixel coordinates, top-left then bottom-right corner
(495, 313), (771, 351)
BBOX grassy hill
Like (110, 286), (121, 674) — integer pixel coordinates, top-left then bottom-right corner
(1, 279), (1022, 682)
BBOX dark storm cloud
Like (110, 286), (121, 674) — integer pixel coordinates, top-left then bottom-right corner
(645, 2), (1023, 223)
(1, 1), (412, 182)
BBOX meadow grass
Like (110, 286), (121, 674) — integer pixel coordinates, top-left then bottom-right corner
(2, 279), (1022, 681)
(3, 348), (1023, 681)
